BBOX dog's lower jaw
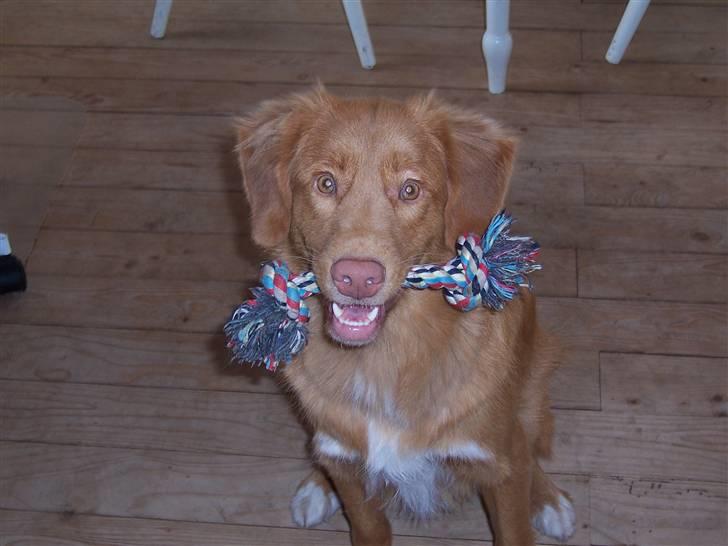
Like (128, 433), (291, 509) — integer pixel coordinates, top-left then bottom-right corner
(326, 301), (386, 346)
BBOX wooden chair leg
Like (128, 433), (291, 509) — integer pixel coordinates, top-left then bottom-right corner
(150, 0), (174, 39)
(482, 0), (512, 94)
(606, 0), (651, 64)
(342, 0), (376, 69)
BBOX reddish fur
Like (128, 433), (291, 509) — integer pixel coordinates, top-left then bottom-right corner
(236, 87), (569, 546)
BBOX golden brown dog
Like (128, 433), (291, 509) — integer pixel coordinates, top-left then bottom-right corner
(236, 87), (575, 546)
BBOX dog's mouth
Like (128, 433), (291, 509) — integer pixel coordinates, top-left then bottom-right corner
(326, 301), (386, 346)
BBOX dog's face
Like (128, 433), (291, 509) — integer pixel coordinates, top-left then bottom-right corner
(237, 89), (515, 346)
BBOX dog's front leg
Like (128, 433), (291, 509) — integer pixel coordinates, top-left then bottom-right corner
(325, 461), (392, 546)
(481, 424), (536, 546)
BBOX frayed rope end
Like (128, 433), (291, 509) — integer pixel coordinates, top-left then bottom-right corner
(223, 288), (308, 371)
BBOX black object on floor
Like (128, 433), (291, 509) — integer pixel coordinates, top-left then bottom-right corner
(0, 233), (27, 294)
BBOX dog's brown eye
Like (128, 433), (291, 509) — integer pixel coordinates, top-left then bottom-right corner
(399, 180), (421, 201)
(316, 174), (337, 195)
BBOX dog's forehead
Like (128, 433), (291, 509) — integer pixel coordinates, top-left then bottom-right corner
(303, 102), (435, 167)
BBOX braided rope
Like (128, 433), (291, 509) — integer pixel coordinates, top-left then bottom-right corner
(225, 211), (540, 370)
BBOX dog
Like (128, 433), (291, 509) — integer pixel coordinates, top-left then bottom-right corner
(235, 87), (575, 546)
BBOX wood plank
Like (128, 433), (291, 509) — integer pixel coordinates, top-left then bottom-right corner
(578, 250), (728, 303)
(1, 378), (723, 483)
(513, 205), (727, 254)
(0, 15), (581, 63)
(590, 477), (728, 546)
(583, 31), (727, 64)
(62, 149), (583, 202)
(0, 107), (86, 147)
(26, 230), (264, 282)
(0, 380), (308, 459)
(581, 94), (727, 130)
(3, 0), (724, 33)
(23, 228), (574, 297)
(63, 112), (727, 168)
(0, 144), (78, 185)
(0, 509), (553, 546)
(43, 187), (251, 234)
(0, 441), (590, 544)
(538, 297), (727, 358)
(0, 324), (596, 411)
(0, 324), (278, 393)
(0, 275), (246, 333)
(583, 163), (728, 209)
(2, 277), (723, 356)
(49, 195), (720, 276)
(1, 47), (724, 96)
(0, 182), (53, 228)
(547, 410), (727, 482)
(600, 352), (728, 417)
(1, 77), (582, 127)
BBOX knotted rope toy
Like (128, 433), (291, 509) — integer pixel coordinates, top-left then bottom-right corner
(225, 211), (541, 371)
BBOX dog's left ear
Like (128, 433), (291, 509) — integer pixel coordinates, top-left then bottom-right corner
(236, 87), (332, 249)
(410, 94), (517, 242)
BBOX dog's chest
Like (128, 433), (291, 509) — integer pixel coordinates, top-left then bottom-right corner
(314, 383), (493, 516)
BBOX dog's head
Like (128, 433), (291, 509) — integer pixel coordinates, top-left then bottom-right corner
(237, 87), (516, 346)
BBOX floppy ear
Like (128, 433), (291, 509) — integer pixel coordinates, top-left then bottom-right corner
(411, 95), (517, 242)
(235, 88), (331, 248)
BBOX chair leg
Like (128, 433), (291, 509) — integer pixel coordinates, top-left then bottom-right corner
(482, 0), (512, 94)
(605, 0), (651, 64)
(342, 0), (376, 70)
(150, 0), (174, 39)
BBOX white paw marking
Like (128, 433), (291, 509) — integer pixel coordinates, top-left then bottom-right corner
(290, 481), (341, 528)
(532, 493), (576, 542)
(314, 432), (359, 461)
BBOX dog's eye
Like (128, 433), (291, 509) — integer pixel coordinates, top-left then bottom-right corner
(399, 179), (421, 201)
(315, 174), (337, 195)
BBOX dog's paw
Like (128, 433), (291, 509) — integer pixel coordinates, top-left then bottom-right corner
(532, 493), (576, 542)
(291, 479), (341, 528)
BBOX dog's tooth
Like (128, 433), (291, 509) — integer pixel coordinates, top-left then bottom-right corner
(332, 302), (343, 318)
(367, 307), (379, 321)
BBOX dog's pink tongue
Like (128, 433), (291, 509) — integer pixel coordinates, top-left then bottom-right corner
(340, 305), (370, 320)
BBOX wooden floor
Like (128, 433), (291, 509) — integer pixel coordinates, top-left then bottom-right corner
(0, 1), (726, 545)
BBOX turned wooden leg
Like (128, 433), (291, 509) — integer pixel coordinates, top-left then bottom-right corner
(150, 0), (173, 39)
(482, 0), (512, 94)
(342, 0), (377, 69)
(606, 0), (651, 64)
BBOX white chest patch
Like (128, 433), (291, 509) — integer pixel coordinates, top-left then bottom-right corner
(314, 424), (493, 517)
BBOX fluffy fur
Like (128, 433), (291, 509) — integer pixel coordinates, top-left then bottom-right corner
(236, 87), (574, 546)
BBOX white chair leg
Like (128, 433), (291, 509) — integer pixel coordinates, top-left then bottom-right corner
(605, 0), (650, 64)
(482, 0), (512, 94)
(342, 0), (376, 70)
(150, 0), (173, 39)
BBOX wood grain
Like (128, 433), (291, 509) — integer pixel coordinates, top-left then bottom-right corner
(582, 31), (727, 64)
(578, 250), (728, 303)
(547, 410), (727, 482)
(600, 352), (728, 417)
(0, 324), (278, 393)
(0, 442), (590, 544)
(1, 47), (724, 96)
(1, 379), (723, 482)
(0, 77), (583, 127)
(583, 163), (728, 209)
(590, 477), (728, 546)
(538, 297), (727, 357)
(2, 0), (724, 33)
(0, 509), (558, 546)
(0, 324), (597, 411)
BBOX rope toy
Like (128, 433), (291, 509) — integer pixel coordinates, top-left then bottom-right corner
(225, 211), (541, 371)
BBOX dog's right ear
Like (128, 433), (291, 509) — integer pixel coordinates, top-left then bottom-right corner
(236, 88), (331, 249)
